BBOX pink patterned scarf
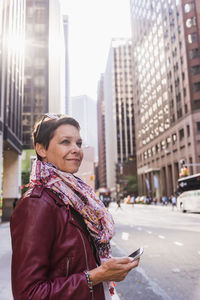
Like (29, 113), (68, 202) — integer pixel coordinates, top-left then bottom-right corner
(29, 159), (114, 260)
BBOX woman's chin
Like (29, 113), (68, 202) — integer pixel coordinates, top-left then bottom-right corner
(61, 167), (79, 174)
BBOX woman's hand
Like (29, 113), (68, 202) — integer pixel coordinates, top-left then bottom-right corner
(89, 257), (139, 285)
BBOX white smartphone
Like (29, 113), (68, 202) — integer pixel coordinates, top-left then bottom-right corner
(128, 247), (144, 260)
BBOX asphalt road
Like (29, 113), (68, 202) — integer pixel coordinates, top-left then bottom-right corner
(109, 202), (200, 300)
(1, 204), (199, 300)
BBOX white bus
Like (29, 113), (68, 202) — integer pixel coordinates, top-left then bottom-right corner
(177, 173), (200, 213)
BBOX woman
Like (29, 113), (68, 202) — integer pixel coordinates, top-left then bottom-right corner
(10, 114), (139, 300)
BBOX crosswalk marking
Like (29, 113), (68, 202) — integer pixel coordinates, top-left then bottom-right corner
(158, 235), (165, 239)
(121, 232), (129, 240)
(174, 241), (183, 246)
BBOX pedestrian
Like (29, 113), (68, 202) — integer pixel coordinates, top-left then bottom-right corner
(153, 197), (157, 205)
(116, 198), (122, 210)
(10, 114), (139, 300)
(131, 195), (135, 206)
(171, 195), (177, 211)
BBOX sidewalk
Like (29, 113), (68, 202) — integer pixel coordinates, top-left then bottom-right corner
(0, 222), (120, 300)
(0, 222), (12, 300)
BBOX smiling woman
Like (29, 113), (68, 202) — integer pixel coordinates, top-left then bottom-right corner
(36, 124), (83, 173)
(10, 114), (140, 300)
(33, 114), (83, 173)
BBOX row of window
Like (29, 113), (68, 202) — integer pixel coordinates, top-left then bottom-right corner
(141, 127), (188, 160)
(140, 121), (200, 161)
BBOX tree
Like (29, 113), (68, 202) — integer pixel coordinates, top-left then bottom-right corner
(122, 174), (138, 196)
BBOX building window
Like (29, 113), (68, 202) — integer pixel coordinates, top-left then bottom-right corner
(184, 3), (195, 13)
(189, 48), (200, 59)
(172, 133), (177, 144)
(177, 108), (182, 119)
(161, 140), (165, 150)
(187, 125), (190, 137)
(197, 122), (200, 133)
(166, 136), (171, 148)
(193, 99), (200, 110)
(190, 65), (200, 76)
(180, 56), (183, 64)
(193, 82), (200, 93)
(179, 128), (184, 140)
(186, 17), (196, 28)
(155, 144), (160, 153)
(188, 32), (198, 44)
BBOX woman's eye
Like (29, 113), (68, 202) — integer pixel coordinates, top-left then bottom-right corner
(61, 140), (70, 144)
(77, 142), (82, 148)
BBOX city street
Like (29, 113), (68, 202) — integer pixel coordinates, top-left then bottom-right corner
(109, 202), (200, 300)
(0, 203), (200, 300)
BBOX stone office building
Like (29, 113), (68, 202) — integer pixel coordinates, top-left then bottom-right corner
(97, 74), (107, 188)
(130, 0), (200, 198)
(104, 39), (137, 194)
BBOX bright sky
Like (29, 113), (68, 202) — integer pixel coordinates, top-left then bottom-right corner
(60, 0), (131, 100)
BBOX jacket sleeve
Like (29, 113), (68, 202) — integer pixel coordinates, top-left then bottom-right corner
(10, 195), (91, 300)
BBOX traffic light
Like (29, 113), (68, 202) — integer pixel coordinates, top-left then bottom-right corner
(179, 166), (189, 177)
(90, 174), (95, 181)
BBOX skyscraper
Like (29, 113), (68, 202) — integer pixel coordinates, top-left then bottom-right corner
(71, 95), (98, 158)
(0, 0), (26, 221)
(104, 39), (136, 193)
(130, 0), (200, 198)
(97, 74), (107, 188)
(23, 0), (65, 149)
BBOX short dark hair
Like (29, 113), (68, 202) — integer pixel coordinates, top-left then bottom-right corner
(32, 115), (80, 161)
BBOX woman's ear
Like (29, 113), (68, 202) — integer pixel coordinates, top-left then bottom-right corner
(35, 143), (47, 159)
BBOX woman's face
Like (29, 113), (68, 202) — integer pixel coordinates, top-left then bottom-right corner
(39, 124), (83, 173)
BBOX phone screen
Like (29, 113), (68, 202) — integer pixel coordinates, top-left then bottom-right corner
(128, 247), (144, 259)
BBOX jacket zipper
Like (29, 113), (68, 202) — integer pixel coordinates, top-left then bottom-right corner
(66, 257), (69, 277)
(77, 228), (94, 300)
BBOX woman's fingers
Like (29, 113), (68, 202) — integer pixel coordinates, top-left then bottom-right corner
(107, 257), (139, 269)
(89, 256), (140, 284)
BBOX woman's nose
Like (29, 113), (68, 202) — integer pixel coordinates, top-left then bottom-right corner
(71, 143), (80, 152)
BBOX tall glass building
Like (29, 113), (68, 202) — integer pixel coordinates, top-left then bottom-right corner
(0, 0), (26, 221)
(130, 0), (200, 198)
(23, 0), (65, 149)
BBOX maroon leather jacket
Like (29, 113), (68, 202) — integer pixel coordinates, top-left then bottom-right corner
(10, 186), (105, 300)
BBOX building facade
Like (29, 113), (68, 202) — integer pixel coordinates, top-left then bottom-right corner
(104, 39), (137, 194)
(97, 74), (107, 188)
(130, 0), (200, 199)
(23, 0), (65, 149)
(0, 0), (26, 221)
(75, 146), (95, 190)
(71, 95), (98, 159)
